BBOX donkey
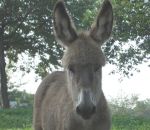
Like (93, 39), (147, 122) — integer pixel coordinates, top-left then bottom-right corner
(33, 0), (113, 130)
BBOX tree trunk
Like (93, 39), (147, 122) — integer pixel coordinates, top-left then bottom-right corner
(0, 24), (10, 108)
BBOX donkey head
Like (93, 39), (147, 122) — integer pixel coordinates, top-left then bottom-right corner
(53, 0), (113, 120)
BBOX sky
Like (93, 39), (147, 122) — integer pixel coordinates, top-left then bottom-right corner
(10, 62), (150, 100)
(102, 63), (150, 100)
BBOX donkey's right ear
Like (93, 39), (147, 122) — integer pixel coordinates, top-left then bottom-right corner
(90, 0), (113, 45)
(53, 0), (77, 47)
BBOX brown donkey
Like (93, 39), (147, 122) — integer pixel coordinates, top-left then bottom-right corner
(33, 0), (113, 130)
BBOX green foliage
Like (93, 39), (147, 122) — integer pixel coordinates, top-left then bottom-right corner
(109, 0), (150, 76)
(9, 90), (34, 107)
(83, 0), (150, 76)
(1, 0), (61, 77)
(0, 0), (150, 77)
(1, 0), (150, 78)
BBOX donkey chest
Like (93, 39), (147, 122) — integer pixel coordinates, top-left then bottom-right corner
(64, 114), (104, 130)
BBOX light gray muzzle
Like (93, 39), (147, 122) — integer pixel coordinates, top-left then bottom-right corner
(76, 89), (96, 120)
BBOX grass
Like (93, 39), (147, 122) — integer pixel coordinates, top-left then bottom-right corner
(0, 108), (150, 130)
(0, 108), (32, 130)
(112, 115), (150, 130)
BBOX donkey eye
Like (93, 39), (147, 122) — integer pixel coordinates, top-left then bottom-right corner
(94, 65), (101, 72)
(68, 65), (75, 73)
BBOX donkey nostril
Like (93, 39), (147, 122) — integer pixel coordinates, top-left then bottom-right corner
(91, 106), (96, 114)
(76, 106), (81, 114)
(76, 105), (96, 115)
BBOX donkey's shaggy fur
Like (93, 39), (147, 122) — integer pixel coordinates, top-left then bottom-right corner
(33, 0), (113, 130)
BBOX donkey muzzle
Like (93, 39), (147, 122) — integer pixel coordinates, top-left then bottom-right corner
(76, 89), (96, 120)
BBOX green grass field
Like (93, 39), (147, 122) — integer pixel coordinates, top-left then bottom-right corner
(0, 108), (150, 130)
(0, 108), (32, 130)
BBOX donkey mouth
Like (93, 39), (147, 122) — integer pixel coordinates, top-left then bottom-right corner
(77, 109), (95, 120)
(80, 113), (93, 120)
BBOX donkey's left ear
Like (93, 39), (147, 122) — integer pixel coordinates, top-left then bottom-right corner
(90, 0), (113, 45)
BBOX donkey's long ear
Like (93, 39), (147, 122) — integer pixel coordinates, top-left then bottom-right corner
(90, 0), (113, 45)
(53, 0), (77, 46)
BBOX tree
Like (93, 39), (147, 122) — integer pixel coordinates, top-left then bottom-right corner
(0, 0), (59, 108)
(0, 17), (9, 108)
(79, 0), (150, 76)
(109, 0), (150, 76)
